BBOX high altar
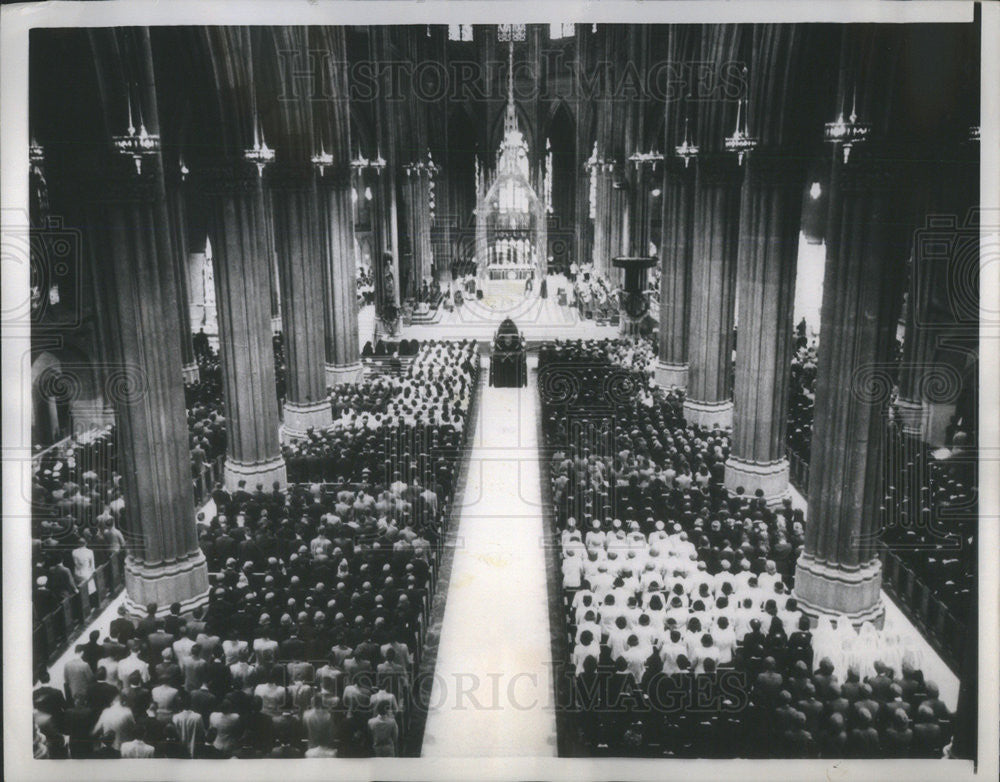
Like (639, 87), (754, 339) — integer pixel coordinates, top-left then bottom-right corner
(474, 32), (547, 285)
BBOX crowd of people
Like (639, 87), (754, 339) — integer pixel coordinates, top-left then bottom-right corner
(356, 264), (375, 307)
(541, 338), (952, 758)
(786, 319), (817, 463)
(32, 330), (291, 666)
(33, 339), (482, 759)
(782, 316), (975, 666)
(32, 427), (126, 638)
(185, 336), (228, 479)
(571, 272), (619, 323)
(283, 341), (479, 484)
(878, 410), (977, 645)
(361, 339), (423, 359)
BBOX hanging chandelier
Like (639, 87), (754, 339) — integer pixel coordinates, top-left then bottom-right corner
(724, 72), (757, 166)
(351, 147), (386, 174)
(404, 149), (439, 178)
(628, 149), (664, 171)
(674, 117), (699, 168)
(243, 34), (274, 177)
(113, 88), (160, 175)
(311, 134), (334, 177)
(29, 138), (45, 168)
(244, 131), (274, 177)
(585, 153), (618, 174)
(824, 89), (871, 164)
(311, 149), (334, 176)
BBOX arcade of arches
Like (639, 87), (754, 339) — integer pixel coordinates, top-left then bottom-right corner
(28, 21), (979, 760)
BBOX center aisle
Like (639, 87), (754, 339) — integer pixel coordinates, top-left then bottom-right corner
(420, 369), (558, 757)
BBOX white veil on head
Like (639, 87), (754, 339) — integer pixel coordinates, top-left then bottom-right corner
(813, 613), (835, 648)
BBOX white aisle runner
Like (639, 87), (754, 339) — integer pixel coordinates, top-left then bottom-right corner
(420, 380), (557, 757)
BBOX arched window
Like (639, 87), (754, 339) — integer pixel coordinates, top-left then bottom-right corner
(448, 24), (473, 42)
(549, 23), (575, 40)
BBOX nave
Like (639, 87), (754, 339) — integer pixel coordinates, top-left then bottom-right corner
(22, 18), (982, 768)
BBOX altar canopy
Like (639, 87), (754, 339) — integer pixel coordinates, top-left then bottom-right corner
(475, 38), (547, 281)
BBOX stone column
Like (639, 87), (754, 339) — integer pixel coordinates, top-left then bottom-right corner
(793, 155), (910, 627)
(76, 27), (210, 614)
(655, 159), (694, 389)
(403, 169), (434, 291)
(80, 159), (209, 615)
(607, 173), (628, 285)
(318, 166), (363, 386)
(683, 154), (741, 428)
(268, 165), (333, 439)
(590, 166), (610, 275)
(898, 155), (977, 441)
(724, 154), (804, 502)
(202, 161), (287, 491)
(165, 171), (199, 384)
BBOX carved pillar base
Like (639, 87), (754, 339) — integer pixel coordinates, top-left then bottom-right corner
(325, 361), (364, 388)
(654, 360), (688, 390)
(182, 362), (200, 385)
(123, 550), (210, 617)
(895, 397), (924, 437)
(793, 552), (885, 628)
(68, 399), (115, 435)
(724, 456), (790, 505)
(280, 399), (333, 441)
(683, 397), (733, 430)
(224, 454), (287, 492)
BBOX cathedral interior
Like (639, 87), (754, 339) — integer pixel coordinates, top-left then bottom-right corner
(23, 19), (983, 763)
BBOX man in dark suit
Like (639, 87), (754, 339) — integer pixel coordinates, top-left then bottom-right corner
(33, 669), (66, 717)
(86, 666), (119, 713)
(146, 620), (175, 665)
(109, 604), (135, 644)
(164, 602), (185, 637)
(136, 603), (159, 639)
(81, 630), (104, 672)
(211, 483), (232, 516)
(232, 480), (252, 510)
(63, 697), (97, 759)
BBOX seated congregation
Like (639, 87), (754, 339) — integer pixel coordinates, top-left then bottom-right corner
(32, 338), (481, 759)
(543, 338), (954, 758)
